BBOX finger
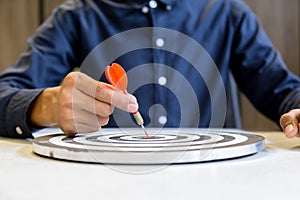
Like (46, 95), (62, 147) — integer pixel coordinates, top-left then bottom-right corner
(297, 123), (300, 138)
(64, 123), (100, 136)
(65, 71), (138, 113)
(284, 124), (297, 138)
(61, 108), (110, 135)
(95, 82), (138, 113)
(280, 110), (300, 138)
(67, 116), (109, 135)
(72, 88), (114, 117)
(71, 72), (116, 99)
(70, 72), (99, 96)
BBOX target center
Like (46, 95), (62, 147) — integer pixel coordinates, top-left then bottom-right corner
(132, 135), (164, 140)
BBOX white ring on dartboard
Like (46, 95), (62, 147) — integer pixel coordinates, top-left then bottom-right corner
(48, 131), (247, 151)
(75, 132), (219, 146)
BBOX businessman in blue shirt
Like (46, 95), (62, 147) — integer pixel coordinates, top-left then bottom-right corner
(0, 0), (300, 138)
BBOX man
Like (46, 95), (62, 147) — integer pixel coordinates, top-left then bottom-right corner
(0, 0), (299, 138)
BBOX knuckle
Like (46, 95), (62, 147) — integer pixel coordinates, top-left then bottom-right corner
(96, 84), (112, 102)
(98, 87), (105, 98)
(59, 92), (73, 110)
(280, 113), (292, 123)
(63, 72), (79, 85)
(97, 85), (106, 97)
(60, 89), (72, 103)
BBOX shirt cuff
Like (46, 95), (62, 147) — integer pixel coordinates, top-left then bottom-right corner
(6, 89), (44, 138)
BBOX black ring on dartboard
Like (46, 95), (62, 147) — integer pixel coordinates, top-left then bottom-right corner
(59, 134), (225, 150)
(37, 133), (249, 151)
(73, 133), (212, 146)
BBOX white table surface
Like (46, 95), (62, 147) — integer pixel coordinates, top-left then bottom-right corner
(1, 128), (300, 200)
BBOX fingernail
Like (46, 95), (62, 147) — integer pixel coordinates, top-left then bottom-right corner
(285, 124), (294, 137)
(129, 95), (137, 104)
(128, 103), (138, 113)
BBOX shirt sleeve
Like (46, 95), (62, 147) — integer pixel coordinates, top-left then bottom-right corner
(230, 1), (300, 123)
(0, 2), (81, 138)
(0, 88), (43, 138)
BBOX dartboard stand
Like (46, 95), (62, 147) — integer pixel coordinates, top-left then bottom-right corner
(32, 128), (265, 164)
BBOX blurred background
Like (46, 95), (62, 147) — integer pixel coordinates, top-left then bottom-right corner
(0, 0), (299, 131)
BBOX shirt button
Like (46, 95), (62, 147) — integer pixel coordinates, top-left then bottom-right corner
(16, 126), (23, 135)
(158, 76), (167, 86)
(166, 5), (172, 11)
(149, 0), (158, 9)
(158, 116), (167, 125)
(155, 38), (165, 47)
(141, 6), (149, 14)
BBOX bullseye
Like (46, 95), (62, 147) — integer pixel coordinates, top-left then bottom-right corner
(133, 135), (162, 140)
(143, 135), (156, 139)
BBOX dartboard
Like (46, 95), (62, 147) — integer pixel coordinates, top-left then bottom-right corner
(32, 128), (265, 164)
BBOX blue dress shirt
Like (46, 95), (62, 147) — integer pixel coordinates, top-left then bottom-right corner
(1, 0), (300, 138)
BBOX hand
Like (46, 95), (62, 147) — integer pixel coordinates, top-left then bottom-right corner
(30, 72), (138, 136)
(280, 109), (300, 138)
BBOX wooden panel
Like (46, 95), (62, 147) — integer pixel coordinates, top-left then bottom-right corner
(244, 0), (299, 75)
(0, 0), (39, 72)
(43, 0), (66, 19)
(241, 0), (300, 131)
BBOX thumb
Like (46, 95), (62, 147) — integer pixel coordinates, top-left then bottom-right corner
(280, 110), (300, 138)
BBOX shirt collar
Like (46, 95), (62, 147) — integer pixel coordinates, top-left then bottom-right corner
(158, 0), (177, 6)
(128, 0), (177, 4)
(106, 0), (177, 7)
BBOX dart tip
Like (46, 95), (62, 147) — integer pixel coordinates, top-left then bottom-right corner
(133, 111), (152, 138)
(141, 124), (149, 137)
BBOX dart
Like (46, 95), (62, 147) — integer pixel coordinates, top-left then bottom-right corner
(105, 63), (151, 138)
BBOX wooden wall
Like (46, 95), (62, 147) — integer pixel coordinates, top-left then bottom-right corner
(0, 0), (39, 70)
(0, 0), (299, 131)
(43, 0), (65, 19)
(0, 0), (63, 71)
